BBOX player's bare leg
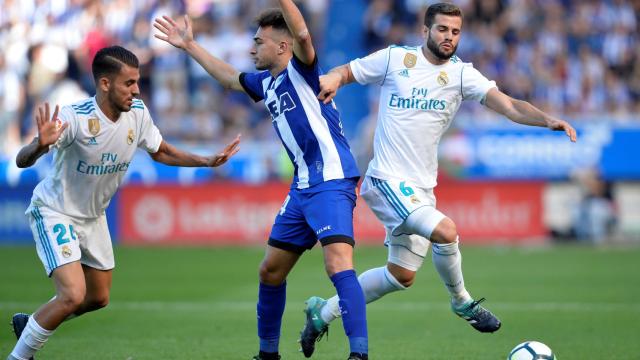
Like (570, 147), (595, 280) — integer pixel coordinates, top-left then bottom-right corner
(74, 266), (112, 316)
(9, 262), (85, 360)
(258, 245), (300, 286)
(38, 263), (87, 326)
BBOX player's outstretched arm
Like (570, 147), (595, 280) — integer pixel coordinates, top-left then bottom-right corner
(484, 88), (577, 142)
(317, 64), (356, 104)
(150, 134), (241, 167)
(154, 15), (244, 92)
(16, 103), (68, 168)
(278, 0), (315, 65)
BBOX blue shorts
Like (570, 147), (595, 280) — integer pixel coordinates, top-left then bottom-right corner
(268, 178), (358, 254)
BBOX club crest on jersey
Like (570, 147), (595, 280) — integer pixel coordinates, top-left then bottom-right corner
(403, 53), (417, 68)
(88, 118), (100, 135)
(61, 245), (72, 258)
(437, 71), (449, 86)
(127, 129), (135, 145)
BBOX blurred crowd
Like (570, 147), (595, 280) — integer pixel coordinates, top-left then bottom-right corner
(0, 0), (327, 155)
(1, 0), (639, 156)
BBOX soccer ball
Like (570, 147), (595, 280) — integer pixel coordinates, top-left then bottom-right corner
(508, 341), (556, 360)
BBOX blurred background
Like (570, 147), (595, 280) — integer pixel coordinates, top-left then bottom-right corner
(1, 0), (639, 246)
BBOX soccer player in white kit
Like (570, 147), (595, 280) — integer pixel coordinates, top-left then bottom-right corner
(299, 3), (577, 355)
(7, 46), (240, 360)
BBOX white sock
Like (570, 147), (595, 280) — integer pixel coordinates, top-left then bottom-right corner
(10, 316), (54, 360)
(431, 239), (471, 306)
(320, 296), (342, 323)
(320, 266), (406, 323)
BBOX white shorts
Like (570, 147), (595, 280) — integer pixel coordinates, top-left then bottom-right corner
(361, 176), (446, 271)
(26, 205), (114, 276)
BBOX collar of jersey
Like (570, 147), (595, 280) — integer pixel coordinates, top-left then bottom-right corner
(92, 96), (121, 126)
(418, 45), (450, 68)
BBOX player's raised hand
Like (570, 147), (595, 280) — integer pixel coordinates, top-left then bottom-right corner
(207, 134), (241, 167)
(547, 118), (577, 142)
(36, 103), (67, 147)
(317, 72), (342, 104)
(154, 15), (193, 50)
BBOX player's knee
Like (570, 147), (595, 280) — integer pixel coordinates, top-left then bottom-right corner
(258, 262), (286, 286)
(57, 287), (86, 313)
(396, 273), (416, 288)
(430, 217), (458, 244)
(322, 241), (354, 276)
(88, 294), (110, 310)
(324, 260), (352, 277)
(388, 265), (416, 288)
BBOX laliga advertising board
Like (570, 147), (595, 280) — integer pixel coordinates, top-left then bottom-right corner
(118, 181), (545, 245)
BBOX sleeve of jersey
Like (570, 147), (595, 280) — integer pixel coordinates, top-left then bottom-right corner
(349, 47), (391, 85)
(239, 72), (268, 102)
(137, 104), (163, 153)
(52, 106), (77, 150)
(461, 64), (497, 104)
(289, 54), (320, 92)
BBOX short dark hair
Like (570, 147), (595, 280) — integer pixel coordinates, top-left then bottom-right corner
(424, 2), (463, 28)
(254, 8), (291, 34)
(91, 45), (139, 81)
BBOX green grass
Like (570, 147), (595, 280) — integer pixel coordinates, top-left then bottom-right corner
(1, 245), (639, 359)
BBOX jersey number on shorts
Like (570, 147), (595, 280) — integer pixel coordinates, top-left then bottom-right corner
(399, 181), (415, 196)
(53, 224), (77, 245)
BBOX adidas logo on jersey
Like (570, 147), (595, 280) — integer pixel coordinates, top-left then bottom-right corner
(87, 137), (98, 145)
(399, 69), (410, 78)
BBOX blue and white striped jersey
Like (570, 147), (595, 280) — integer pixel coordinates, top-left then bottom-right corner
(240, 55), (359, 189)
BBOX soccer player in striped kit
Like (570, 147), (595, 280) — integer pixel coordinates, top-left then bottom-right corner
(155, 1), (369, 359)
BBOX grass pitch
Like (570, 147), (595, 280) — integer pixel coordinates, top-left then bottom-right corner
(1, 244), (639, 359)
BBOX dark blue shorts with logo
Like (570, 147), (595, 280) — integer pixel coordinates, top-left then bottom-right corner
(268, 178), (358, 253)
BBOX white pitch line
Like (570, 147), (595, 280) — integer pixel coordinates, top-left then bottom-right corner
(0, 301), (637, 312)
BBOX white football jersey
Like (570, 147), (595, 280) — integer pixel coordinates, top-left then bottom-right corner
(30, 97), (162, 218)
(350, 45), (496, 188)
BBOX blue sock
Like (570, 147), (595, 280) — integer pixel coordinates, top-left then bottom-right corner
(331, 269), (368, 354)
(257, 282), (286, 354)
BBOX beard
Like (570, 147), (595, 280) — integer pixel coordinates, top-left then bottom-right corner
(108, 90), (131, 113)
(426, 34), (457, 60)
